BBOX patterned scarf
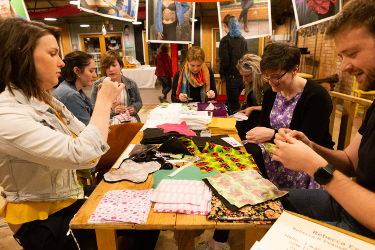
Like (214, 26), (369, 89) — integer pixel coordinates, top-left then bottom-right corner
(176, 62), (210, 102)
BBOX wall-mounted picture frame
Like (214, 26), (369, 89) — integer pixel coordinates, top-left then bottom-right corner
(292, 0), (342, 30)
(146, 0), (195, 44)
(80, 0), (139, 22)
(217, 0), (272, 40)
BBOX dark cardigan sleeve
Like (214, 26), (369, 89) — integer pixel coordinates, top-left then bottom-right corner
(219, 37), (229, 81)
(290, 79), (334, 148)
(259, 88), (277, 142)
(171, 70), (181, 103)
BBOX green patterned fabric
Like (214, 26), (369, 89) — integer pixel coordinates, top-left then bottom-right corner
(180, 138), (260, 174)
(205, 170), (288, 208)
(207, 193), (283, 223)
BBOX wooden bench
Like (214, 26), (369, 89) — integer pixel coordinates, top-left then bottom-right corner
(329, 91), (373, 150)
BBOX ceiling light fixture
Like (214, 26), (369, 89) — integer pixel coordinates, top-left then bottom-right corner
(80, 24), (90, 27)
(133, 21), (142, 25)
(70, 1), (79, 5)
(44, 18), (57, 21)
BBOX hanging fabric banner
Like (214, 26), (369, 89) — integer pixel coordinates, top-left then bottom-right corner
(79, 0), (139, 22)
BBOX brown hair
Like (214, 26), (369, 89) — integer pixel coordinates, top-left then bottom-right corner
(186, 46), (205, 63)
(222, 14), (232, 27)
(0, 18), (61, 102)
(326, 0), (375, 39)
(160, 43), (169, 53)
(61, 51), (93, 84)
(260, 42), (300, 73)
(100, 50), (124, 77)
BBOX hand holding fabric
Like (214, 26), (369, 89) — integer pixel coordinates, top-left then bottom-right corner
(238, 107), (253, 117)
(246, 127), (275, 144)
(179, 93), (188, 102)
(272, 134), (327, 176)
(126, 106), (135, 115)
(115, 105), (127, 114)
(97, 77), (124, 106)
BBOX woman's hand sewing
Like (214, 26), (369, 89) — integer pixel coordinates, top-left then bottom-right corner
(114, 105), (127, 114)
(179, 93), (188, 102)
(246, 127), (275, 144)
(276, 128), (313, 148)
(126, 106), (135, 115)
(206, 90), (215, 99)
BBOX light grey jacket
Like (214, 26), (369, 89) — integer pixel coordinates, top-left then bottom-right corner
(0, 87), (109, 203)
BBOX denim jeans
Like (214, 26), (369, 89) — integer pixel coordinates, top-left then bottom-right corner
(281, 189), (375, 240)
(158, 76), (172, 98)
(225, 76), (244, 115)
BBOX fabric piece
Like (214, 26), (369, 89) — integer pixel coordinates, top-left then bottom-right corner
(153, 182), (212, 215)
(207, 118), (237, 134)
(157, 121), (196, 136)
(181, 139), (259, 174)
(204, 169), (288, 209)
(112, 109), (131, 123)
(141, 128), (183, 144)
(150, 179), (206, 205)
(157, 137), (192, 155)
(88, 189), (153, 224)
(152, 167), (220, 189)
(207, 193), (282, 223)
(104, 160), (161, 183)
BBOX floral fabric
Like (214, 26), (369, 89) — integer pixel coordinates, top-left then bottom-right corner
(262, 90), (322, 189)
(204, 169), (288, 208)
(88, 189), (153, 224)
(180, 138), (259, 174)
(307, 0), (337, 14)
(207, 193), (283, 223)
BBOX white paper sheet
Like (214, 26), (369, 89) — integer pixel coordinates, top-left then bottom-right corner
(221, 137), (243, 147)
(260, 211), (375, 250)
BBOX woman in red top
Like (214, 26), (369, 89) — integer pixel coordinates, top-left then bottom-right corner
(155, 43), (173, 102)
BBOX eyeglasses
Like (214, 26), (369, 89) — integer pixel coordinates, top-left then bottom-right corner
(238, 59), (251, 70)
(262, 71), (287, 84)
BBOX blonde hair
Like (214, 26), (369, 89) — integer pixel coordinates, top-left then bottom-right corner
(237, 54), (268, 105)
(186, 46), (205, 63)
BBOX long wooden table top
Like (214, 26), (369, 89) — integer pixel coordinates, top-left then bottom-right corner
(70, 131), (271, 231)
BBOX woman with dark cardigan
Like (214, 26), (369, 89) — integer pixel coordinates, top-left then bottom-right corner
(245, 42), (334, 189)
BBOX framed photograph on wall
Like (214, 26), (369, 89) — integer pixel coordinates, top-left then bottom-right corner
(146, 0), (195, 44)
(292, 0), (342, 30)
(80, 0), (139, 22)
(217, 0), (272, 40)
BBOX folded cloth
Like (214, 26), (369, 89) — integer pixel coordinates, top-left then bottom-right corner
(150, 179), (206, 205)
(88, 189), (153, 224)
(157, 137), (193, 155)
(187, 134), (235, 149)
(153, 182), (212, 215)
(152, 167), (220, 189)
(157, 121), (196, 136)
(207, 117), (237, 134)
(104, 159), (161, 183)
(207, 193), (282, 223)
(141, 128), (182, 144)
(204, 169), (288, 210)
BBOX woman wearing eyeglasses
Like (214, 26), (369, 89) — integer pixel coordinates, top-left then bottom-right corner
(245, 42), (334, 189)
(53, 51), (97, 126)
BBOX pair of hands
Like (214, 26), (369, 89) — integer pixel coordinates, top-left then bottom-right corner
(179, 90), (215, 102)
(271, 128), (327, 175)
(114, 105), (135, 115)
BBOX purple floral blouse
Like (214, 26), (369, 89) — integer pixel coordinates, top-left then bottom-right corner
(259, 89), (322, 190)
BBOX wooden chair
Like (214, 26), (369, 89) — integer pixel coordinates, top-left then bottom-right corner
(91, 122), (144, 185)
(329, 91), (372, 150)
(352, 76), (375, 117)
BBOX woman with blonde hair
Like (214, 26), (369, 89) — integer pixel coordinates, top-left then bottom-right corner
(171, 46), (217, 103)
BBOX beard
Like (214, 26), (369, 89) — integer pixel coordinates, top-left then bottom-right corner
(358, 67), (375, 91)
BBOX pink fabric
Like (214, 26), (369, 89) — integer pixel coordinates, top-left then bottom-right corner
(150, 179), (205, 205)
(156, 121), (196, 136)
(154, 186), (212, 215)
(88, 189), (153, 224)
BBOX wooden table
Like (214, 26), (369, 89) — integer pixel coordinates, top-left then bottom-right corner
(70, 132), (271, 250)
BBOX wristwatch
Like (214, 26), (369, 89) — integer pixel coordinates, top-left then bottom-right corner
(313, 164), (335, 185)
